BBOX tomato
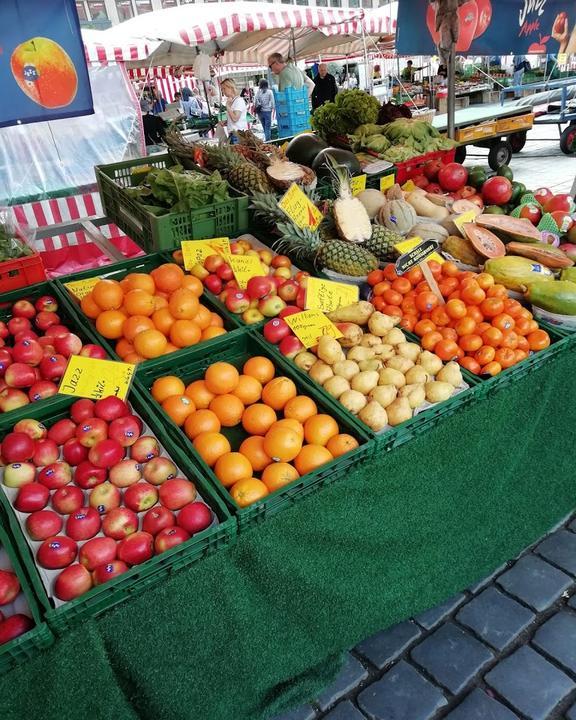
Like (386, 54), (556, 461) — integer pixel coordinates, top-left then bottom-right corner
(481, 361), (502, 377)
(427, 260), (443, 279)
(461, 282), (486, 306)
(391, 278), (412, 295)
(399, 315), (416, 332)
(439, 328), (458, 342)
(482, 327), (504, 347)
(406, 267), (423, 285)
(372, 296), (387, 312)
(455, 317), (477, 336)
(441, 261), (460, 278)
(475, 345), (495, 365)
(382, 305), (403, 318)
(401, 297), (418, 315)
(492, 313), (515, 332)
(534, 188), (553, 207)
(481, 176), (513, 206)
(486, 284), (508, 298)
(431, 307), (451, 327)
(480, 297), (504, 318)
(438, 163), (469, 192)
(495, 348), (516, 369)
(438, 278), (459, 297)
(527, 329), (550, 351)
(503, 299), (523, 317)
(373, 281), (391, 297)
(414, 319), (437, 337)
(445, 299), (467, 319)
(415, 292), (439, 313)
(383, 265), (399, 281)
(476, 272), (495, 290)
(459, 334), (483, 353)
(459, 356), (481, 374)
(500, 330), (519, 350)
(412, 174), (429, 189)
(519, 204), (542, 225)
(466, 306), (484, 324)
(423, 159), (443, 181)
(514, 317), (532, 336)
(421, 331), (443, 351)
(516, 336), (530, 352)
(514, 349), (529, 363)
(382, 289), (403, 306)
(434, 339), (460, 361)
(367, 270), (383, 286)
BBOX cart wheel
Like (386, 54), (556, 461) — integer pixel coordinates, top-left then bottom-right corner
(560, 124), (576, 155)
(455, 145), (467, 163)
(508, 132), (527, 153)
(488, 140), (512, 170)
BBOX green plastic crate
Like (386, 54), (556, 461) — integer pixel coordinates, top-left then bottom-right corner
(0, 517), (53, 675)
(96, 153), (250, 254)
(54, 253), (246, 373)
(0, 387), (236, 636)
(134, 330), (374, 531)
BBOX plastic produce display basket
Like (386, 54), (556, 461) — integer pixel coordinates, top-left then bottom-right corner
(134, 331), (373, 531)
(0, 516), (53, 675)
(55, 253), (246, 372)
(0, 387), (236, 636)
(273, 87), (311, 137)
(0, 251), (46, 294)
(96, 153), (250, 254)
(394, 148), (456, 184)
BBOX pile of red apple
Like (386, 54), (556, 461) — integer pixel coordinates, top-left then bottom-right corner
(0, 563), (35, 646)
(0, 294), (107, 415)
(0, 396), (215, 603)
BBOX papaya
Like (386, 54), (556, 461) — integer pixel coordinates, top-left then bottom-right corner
(506, 242), (574, 269)
(484, 256), (554, 292)
(560, 267), (576, 284)
(476, 215), (541, 243)
(527, 280), (576, 315)
(463, 224), (506, 258)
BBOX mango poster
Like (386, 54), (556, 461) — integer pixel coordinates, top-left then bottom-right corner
(0, 0), (93, 127)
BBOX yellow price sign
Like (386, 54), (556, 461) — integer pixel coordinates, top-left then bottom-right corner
(284, 310), (343, 349)
(58, 356), (136, 401)
(401, 179), (417, 192)
(278, 183), (323, 231)
(181, 238), (230, 270)
(64, 277), (101, 301)
(380, 174), (395, 192)
(305, 277), (359, 313)
(280, 141), (289, 153)
(558, 53), (568, 65)
(350, 174), (367, 196)
(227, 254), (266, 289)
(454, 210), (477, 232)
(394, 236), (445, 265)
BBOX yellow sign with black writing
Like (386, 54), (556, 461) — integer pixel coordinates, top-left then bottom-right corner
(394, 236), (445, 265)
(401, 179), (417, 192)
(305, 277), (359, 313)
(58, 356), (135, 401)
(64, 277), (101, 301)
(454, 210), (477, 232)
(278, 183), (323, 230)
(379, 174), (395, 192)
(227, 254), (266, 289)
(350, 175), (367, 196)
(284, 310), (343, 349)
(181, 238), (231, 270)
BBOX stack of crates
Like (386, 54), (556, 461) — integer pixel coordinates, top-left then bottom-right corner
(273, 87), (310, 137)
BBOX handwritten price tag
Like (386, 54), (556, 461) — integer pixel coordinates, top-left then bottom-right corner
(227, 254), (266, 289)
(454, 210), (477, 232)
(64, 277), (101, 301)
(379, 174), (395, 192)
(181, 238), (230, 270)
(305, 277), (359, 313)
(278, 183), (323, 230)
(558, 53), (568, 66)
(58, 356), (135, 401)
(284, 310), (342, 349)
(350, 174), (367, 196)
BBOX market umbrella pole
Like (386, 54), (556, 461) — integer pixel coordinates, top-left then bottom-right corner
(447, 48), (455, 138)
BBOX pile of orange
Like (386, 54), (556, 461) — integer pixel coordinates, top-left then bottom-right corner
(368, 262), (551, 377)
(79, 263), (227, 363)
(151, 356), (359, 507)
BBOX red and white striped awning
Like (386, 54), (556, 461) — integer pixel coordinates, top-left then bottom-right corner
(82, 29), (157, 63)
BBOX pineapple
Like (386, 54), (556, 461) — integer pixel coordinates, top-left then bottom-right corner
(364, 225), (402, 261)
(202, 144), (273, 194)
(326, 160), (372, 243)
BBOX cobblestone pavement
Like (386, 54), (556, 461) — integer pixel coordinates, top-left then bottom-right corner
(273, 513), (576, 720)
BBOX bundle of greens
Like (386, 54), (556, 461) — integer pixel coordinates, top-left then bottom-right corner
(0, 215), (33, 262)
(311, 90), (381, 140)
(125, 165), (230, 215)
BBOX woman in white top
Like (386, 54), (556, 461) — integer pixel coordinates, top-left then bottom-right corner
(220, 78), (247, 140)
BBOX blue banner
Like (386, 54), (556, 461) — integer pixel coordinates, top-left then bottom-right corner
(396, 0), (576, 56)
(0, 0), (93, 127)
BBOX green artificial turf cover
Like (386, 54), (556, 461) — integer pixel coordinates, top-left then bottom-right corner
(1, 338), (575, 720)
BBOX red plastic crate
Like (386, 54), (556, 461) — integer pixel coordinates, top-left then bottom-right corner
(395, 148), (456, 184)
(0, 251), (46, 292)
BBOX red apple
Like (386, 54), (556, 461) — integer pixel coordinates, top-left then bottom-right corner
(37, 535), (77, 569)
(7, 317), (31, 336)
(177, 502), (213, 535)
(92, 560), (129, 585)
(204, 274), (223, 295)
(154, 526), (190, 553)
(79, 536), (117, 571)
(108, 459), (142, 488)
(142, 457), (177, 486)
(26, 510), (63, 540)
(519, 204), (542, 225)
(263, 318), (291, 344)
(158, 478), (197, 511)
(75, 418), (108, 448)
(89, 482), (121, 514)
(54, 564), (93, 601)
(1, 432), (35, 462)
(11, 339), (43, 367)
(277, 280), (300, 303)
(39, 354), (67, 382)
(35, 312), (61, 332)
(3, 462), (36, 488)
(0, 570), (20, 605)
(15, 482), (50, 512)
(65, 507), (101, 541)
(241, 308), (265, 325)
(52, 486), (84, 515)
(0, 349), (13, 377)
(52, 333), (82, 359)
(124, 482), (158, 512)
(216, 263), (234, 281)
(0, 322), (8, 340)
(79, 344), (107, 359)
(295, 288), (306, 309)
(108, 415), (141, 448)
(47, 418), (76, 446)
(0, 388), (29, 413)
(271, 255), (291, 269)
(246, 276), (276, 301)
(38, 462), (72, 490)
(62, 438), (88, 466)
(225, 280), (239, 290)
(28, 380), (58, 402)
(204, 254), (224, 273)
(226, 291), (251, 314)
(142, 506), (175, 536)
(14, 418), (47, 441)
(117, 531), (154, 566)
(88, 439), (124, 469)
(279, 335), (304, 358)
(33, 439), (60, 467)
(278, 306), (301, 319)
(45, 325), (70, 339)
(74, 461), (106, 490)
(35, 296), (58, 313)
(0, 615), (34, 645)
(70, 399), (95, 423)
(130, 436), (160, 463)
(12, 300), (36, 319)
(4, 363), (37, 389)
(102, 507), (138, 540)
(534, 187), (553, 207)
(94, 396), (129, 422)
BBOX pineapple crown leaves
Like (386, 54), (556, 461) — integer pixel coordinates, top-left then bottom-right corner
(249, 193), (286, 223)
(322, 154), (353, 199)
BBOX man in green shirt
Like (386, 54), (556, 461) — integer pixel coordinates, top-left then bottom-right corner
(401, 60), (423, 83)
(267, 53), (314, 96)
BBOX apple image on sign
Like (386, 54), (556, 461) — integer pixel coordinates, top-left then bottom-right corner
(11, 37), (78, 109)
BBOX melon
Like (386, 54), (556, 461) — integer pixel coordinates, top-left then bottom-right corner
(312, 147), (362, 180)
(286, 134), (328, 168)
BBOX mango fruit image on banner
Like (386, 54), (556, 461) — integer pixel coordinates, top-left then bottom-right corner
(10, 37), (78, 109)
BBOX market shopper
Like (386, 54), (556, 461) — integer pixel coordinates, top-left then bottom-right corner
(142, 110), (167, 146)
(312, 63), (338, 110)
(220, 78), (248, 138)
(254, 78), (274, 141)
(267, 52), (314, 96)
(512, 55), (529, 98)
(151, 88), (166, 115)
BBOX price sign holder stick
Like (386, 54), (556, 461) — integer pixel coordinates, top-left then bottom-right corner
(395, 238), (445, 306)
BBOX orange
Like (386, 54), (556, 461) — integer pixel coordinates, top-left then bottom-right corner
(214, 452), (253, 488)
(80, 293), (101, 319)
(150, 263), (184, 294)
(161, 394), (196, 425)
(163, 343), (179, 355)
(261, 376), (297, 411)
(181, 275), (204, 296)
(241, 403), (277, 435)
(133, 328), (168, 359)
(115, 338), (134, 359)
(185, 380), (215, 409)
(151, 308), (175, 336)
(270, 418), (304, 439)
(205, 362), (239, 395)
(123, 272), (155, 295)
(169, 320), (201, 348)
(96, 310), (127, 339)
(123, 315), (154, 342)
(152, 376), (186, 403)
(153, 295), (168, 311)
(294, 445), (333, 475)
(284, 396), (318, 424)
(168, 288), (199, 320)
(303, 414), (339, 446)
(229, 478), (269, 508)
(263, 427), (302, 462)
(184, 409), (221, 439)
(527, 329), (550, 351)
(233, 375), (262, 405)
(239, 436), (272, 472)
(202, 327), (227, 341)
(326, 433), (359, 458)
(193, 432), (231, 467)
(209, 394), (244, 427)
(261, 463), (300, 492)
(243, 356), (275, 384)
(123, 289), (155, 317)
(123, 352), (144, 364)
(92, 279), (124, 311)
(192, 305), (212, 330)
(209, 313), (224, 328)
